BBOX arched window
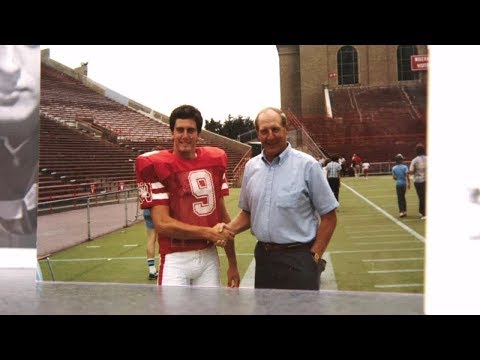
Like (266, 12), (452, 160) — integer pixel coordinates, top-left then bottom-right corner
(337, 46), (359, 85)
(397, 45), (419, 81)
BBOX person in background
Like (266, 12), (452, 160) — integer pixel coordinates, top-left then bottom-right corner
(135, 104), (240, 287)
(392, 153), (410, 218)
(143, 208), (158, 280)
(325, 154), (342, 201)
(0, 45), (40, 248)
(362, 158), (370, 179)
(338, 155), (346, 177)
(225, 107), (338, 291)
(351, 153), (362, 178)
(409, 143), (427, 220)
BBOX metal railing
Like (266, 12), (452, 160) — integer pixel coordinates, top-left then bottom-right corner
(237, 129), (257, 143)
(230, 148), (252, 187)
(37, 188), (142, 258)
(285, 109), (327, 159)
(348, 161), (411, 176)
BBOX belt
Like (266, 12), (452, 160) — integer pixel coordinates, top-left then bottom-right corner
(171, 239), (210, 247)
(260, 241), (310, 252)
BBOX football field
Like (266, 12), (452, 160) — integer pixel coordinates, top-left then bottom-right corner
(39, 175), (426, 293)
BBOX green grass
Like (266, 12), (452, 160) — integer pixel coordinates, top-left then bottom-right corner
(331, 176), (425, 293)
(39, 188), (257, 285)
(39, 176), (425, 293)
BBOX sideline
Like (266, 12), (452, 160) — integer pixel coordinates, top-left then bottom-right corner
(342, 182), (425, 243)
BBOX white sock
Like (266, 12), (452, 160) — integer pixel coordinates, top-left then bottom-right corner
(149, 265), (157, 274)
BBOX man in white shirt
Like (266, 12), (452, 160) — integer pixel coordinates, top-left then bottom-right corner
(0, 45), (39, 248)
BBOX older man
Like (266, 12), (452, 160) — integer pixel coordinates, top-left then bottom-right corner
(227, 107), (338, 290)
(0, 45), (40, 249)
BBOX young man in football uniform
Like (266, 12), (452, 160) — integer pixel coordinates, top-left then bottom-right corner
(135, 105), (239, 287)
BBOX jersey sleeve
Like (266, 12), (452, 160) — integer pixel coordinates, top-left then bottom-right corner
(135, 153), (169, 209)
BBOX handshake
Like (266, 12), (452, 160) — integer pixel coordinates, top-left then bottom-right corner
(211, 222), (234, 247)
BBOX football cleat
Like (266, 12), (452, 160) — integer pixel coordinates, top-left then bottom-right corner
(148, 272), (158, 280)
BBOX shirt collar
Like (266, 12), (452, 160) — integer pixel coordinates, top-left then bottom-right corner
(261, 142), (291, 165)
(0, 135), (34, 167)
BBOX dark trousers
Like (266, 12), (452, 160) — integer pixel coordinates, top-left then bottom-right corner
(254, 242), (323, 291)
(414, 182), (426, 216)
(396, 184), (407, 212)
(327, 177), (340, 201)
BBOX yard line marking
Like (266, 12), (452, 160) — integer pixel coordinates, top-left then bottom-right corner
(363, 257), (424, 262)
(355, 241), (418, 245)
(368, 269), (424, 274)
(46, 253), (256, 263)
(366, 195), (396, 198)
(342, 183), (425, 243)
(375, 283), (423, 288)
(86, 246), (101, 248)
(47, 256), (145, 262)
(344, 185), (386, 189)
(123, 244), (138, 247)
(351, 234), (411, 239)
(346, 229), (402, 234)
(340, 214), (378, 217)
(330, 247), (424, 254)
(344, 224), (392, 229)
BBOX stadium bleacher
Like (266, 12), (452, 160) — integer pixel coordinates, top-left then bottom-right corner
(39, 61), (249, 205)
(288, 84), (427, 162)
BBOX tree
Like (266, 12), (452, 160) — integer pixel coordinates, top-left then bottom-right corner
(204, 118), (222, 133)
(204, 115), (255, 140)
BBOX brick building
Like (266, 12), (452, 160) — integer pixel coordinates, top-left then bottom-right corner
(277, 45), (428, 117)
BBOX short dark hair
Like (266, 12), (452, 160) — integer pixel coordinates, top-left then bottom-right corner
(169, 105), (203, 134)
(415, 143), (425, 156)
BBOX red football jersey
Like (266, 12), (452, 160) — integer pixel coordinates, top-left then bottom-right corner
(135, 147), (229, 254)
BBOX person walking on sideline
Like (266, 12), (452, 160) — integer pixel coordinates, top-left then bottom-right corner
(409, 143), (427, 220)
(225, 107), (338, 291)
(362, 158), (370, 179)
(351, 153), (362, 178)
(325, 153), (342, 201)
(143, 208), (158, 280)
(135, 104), (239, 287)
(392, 154), (411, 218)
(339, 156), (346, 177)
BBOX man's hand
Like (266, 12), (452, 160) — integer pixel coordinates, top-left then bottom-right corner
(210, 223), (235, 247)
(227, 265), (240, 288)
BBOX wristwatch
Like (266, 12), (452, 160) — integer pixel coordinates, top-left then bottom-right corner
(311, 252), (321, 264)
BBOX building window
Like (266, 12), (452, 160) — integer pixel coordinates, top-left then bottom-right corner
(337, 46), (359, 85)
(397, 45), (419, 81)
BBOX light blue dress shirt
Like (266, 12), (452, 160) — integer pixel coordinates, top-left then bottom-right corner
(238, 143), (338, 244)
